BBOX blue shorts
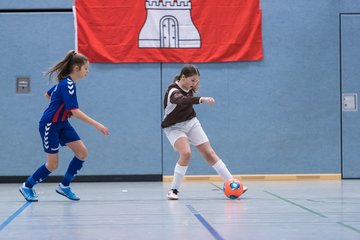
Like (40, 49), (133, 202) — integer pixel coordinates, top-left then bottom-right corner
(39, 120), (80, 154)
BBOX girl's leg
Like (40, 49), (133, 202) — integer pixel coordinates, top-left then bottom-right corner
(174, 137), (192, 166)
(168, 137), (191, 200)
(20, 154), (57, 202)
(24, 153), (58, 188)
(172, 137), (191, 188)
(196, 142), (233, 181)
(61, 140), (88, 187)
(55, 140), (87, 201)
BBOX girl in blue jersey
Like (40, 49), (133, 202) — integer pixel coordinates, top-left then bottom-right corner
(19, 50), (110, 202)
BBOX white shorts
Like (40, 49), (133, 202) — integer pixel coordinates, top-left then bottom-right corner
(163, 117), (209, 149)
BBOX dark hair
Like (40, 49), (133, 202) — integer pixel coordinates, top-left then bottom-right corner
(45, 50), (88, 82)
(173, 64), (200, 83)
(173, 64), (200, 92)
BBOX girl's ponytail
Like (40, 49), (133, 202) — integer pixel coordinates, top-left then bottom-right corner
(45, 50), (88, 82)
(173, 75), (181, 83)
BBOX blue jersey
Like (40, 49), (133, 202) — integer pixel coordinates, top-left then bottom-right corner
(40, 77), (79, 124)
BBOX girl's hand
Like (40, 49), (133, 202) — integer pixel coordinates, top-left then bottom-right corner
(71, 109), (110, 135)
(95, 123), (110, 135)
(200, 97), (215, 105)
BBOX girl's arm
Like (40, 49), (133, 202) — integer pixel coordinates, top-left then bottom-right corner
(70, 109), (110, 135)
(169, 90), (215, 106)
(44, 92), (51, 100)
(170, 91), (201, 105)
(44, 85), (56, 100)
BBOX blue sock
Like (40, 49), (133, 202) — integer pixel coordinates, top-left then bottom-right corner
(61, 157), (84, 187)
(25, 163), (52, 188)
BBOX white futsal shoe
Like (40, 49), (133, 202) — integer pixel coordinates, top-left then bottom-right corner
(167, 189), (179, 200)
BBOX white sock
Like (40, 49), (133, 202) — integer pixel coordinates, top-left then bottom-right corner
(212, 159), (233, 180)
(171, 163), (188, 190)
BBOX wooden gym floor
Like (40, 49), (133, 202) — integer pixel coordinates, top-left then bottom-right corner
(0, 180), (359, 240)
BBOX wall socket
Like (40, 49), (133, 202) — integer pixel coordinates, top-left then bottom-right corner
(343, 93), (357, 112)
(16, 76), (30, 94)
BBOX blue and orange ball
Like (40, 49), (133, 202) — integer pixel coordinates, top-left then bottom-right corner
(223, 178), (244, 199)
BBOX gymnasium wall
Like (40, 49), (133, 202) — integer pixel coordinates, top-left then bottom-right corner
(0, 0), (356, 179)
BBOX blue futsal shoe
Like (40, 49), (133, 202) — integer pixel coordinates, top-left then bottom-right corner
(19, 183), (38, 202)
(56, 183), (80, 201)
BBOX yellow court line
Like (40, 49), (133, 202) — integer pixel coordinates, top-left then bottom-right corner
(162, 174), (341, 182)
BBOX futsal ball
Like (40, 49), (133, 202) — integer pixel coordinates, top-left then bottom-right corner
(223, 178), (244, 199)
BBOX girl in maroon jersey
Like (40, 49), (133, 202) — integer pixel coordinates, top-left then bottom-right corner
(162, 64), (247, 200)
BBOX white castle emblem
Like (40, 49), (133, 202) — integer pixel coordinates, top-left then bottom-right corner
(138, 0), (201, 48)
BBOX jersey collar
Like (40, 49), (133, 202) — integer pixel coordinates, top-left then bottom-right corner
(176, 81), (190, 93)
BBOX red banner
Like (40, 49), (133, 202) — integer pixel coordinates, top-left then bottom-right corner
(75, 0), (263, 63)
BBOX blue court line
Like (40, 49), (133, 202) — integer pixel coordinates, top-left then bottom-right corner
(0, 202), (32, 231)
(337, 222), (360, 234)
(210, 182), (223, 191)
(264, 191), (360, 234)
(186, 204), (224, 240)
(264, 190), (327, 218)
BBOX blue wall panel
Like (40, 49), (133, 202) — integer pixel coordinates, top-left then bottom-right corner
(341, 15), (360, 178)
(0, 13), (76, 175)
(162, 0), (341, 175)
(341, 0), (360, 12)
(0, 0), (72, 9)
(77, 63), (162, 175)
(2, 0), (360, 177)
(0, 12), (162, 176)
